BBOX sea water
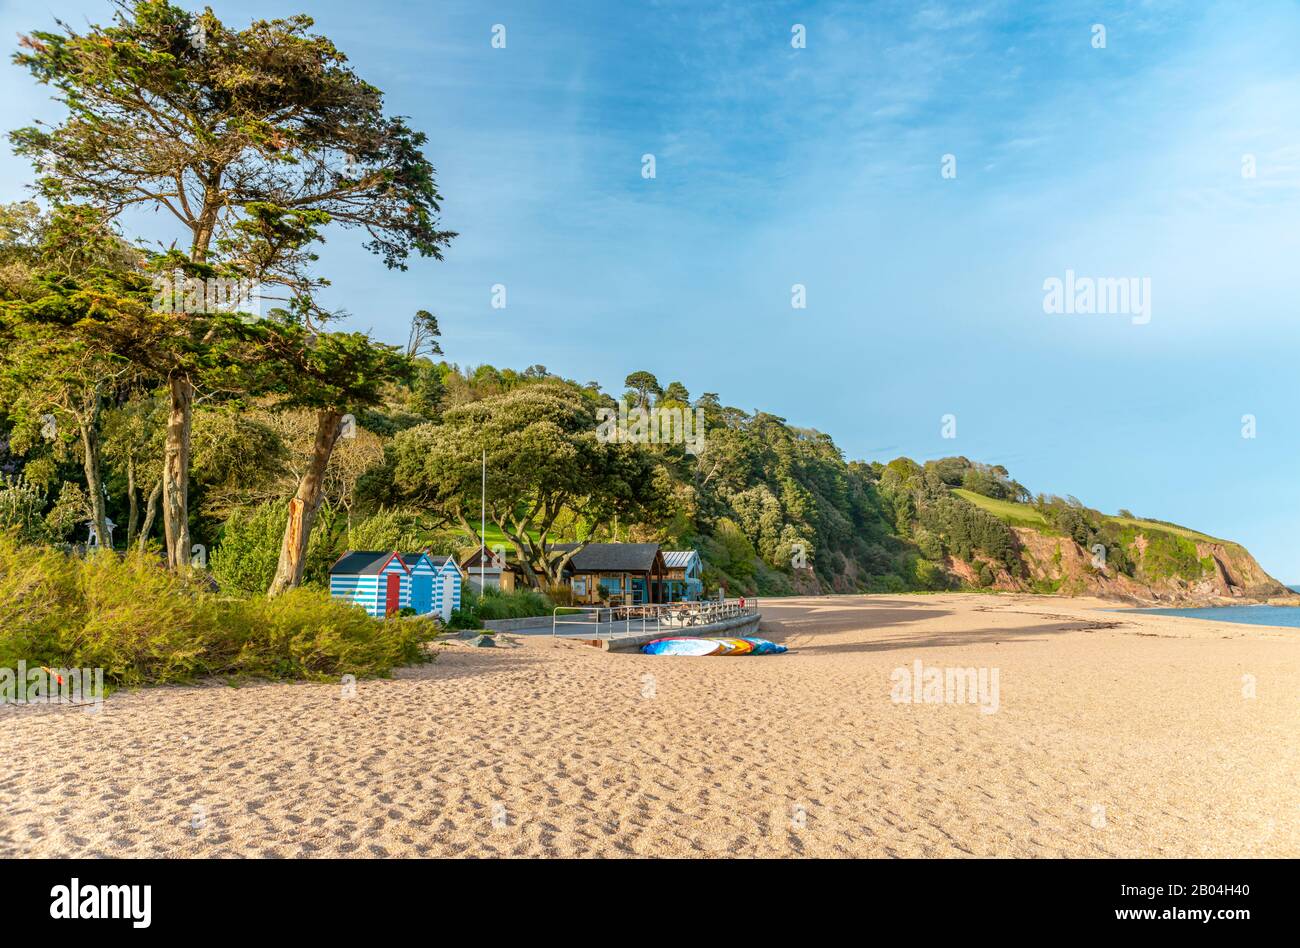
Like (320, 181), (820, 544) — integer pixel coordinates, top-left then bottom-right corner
(1122, 604), (1300, 628)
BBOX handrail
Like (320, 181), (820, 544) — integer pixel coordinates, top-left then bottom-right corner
(552, 598), (759, 638)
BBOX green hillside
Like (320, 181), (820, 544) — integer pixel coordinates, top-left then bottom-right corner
(951, 489), (1049, 528)
(954, 488), (1227, 544)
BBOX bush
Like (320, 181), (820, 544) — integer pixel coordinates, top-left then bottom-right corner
(0, 531), (82, 668)
(0, 534), (435, 687)
(209, 503), (286, 595)
(542, 582), (574, 606)
(462, 584), (554, 620)
(445, 607), (481, 630)
(218, 589), (434, 681)
(76, 547), (219, 685)
(912, 557), (949, 591)
(0, 476), (49, 544)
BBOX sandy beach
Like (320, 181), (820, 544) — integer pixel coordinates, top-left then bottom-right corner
(2, 593), (1296, 858)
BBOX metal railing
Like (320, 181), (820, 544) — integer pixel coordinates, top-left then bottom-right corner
(552, 598), (759, 639)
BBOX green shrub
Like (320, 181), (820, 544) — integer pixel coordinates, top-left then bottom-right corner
(464, 584), (553, 620)
(1134, 528), (1207, 582)
(218, 589), (434, 681)
(445, 607), (481, 630)
(912, 557), (949, 590)
(76, 547), (219, 685)
(209, 503), (286, 595)
(0, 531), (82, 668)
(0, 535), (434, 687)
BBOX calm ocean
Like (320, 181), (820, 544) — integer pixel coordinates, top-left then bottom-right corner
(1122, 604), (1300, 628)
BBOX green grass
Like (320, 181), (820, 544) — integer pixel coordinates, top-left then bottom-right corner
(951, 488), (1229, 544)
(951, 489), (1049, 528)
(1106, 516), (1225, 544)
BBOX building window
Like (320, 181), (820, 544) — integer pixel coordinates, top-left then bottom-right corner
(573, 577), (587, 596)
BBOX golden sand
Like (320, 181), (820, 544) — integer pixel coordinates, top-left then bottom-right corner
(2, 594), (1296, 857)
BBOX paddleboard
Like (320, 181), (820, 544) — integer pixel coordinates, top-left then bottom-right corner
(641, 637), (724, 656)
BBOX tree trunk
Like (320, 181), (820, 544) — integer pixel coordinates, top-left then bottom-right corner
(268, 408), (343, 597)
(139, 477), (163, 553)
(125, 456), (139, 547)
(78, 388), (109, 550)
(499, 527), (542, 589)
(162, 374), (193, 570)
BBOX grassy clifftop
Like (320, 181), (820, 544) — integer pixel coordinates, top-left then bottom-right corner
(952, 489), (1228, 544)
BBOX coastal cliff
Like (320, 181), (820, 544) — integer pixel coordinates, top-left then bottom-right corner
(1002, 527), (1290, 605)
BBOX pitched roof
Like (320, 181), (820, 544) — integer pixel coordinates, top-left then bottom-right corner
(662, 550), (699, 569)
(552, 542), (661, 572)
(398, 552), (431, 569)
(330, 551), (408, 575)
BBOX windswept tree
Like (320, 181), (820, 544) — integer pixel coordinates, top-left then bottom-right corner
(390, 382), (665, 587)
(623, 370), (662, 409)
(11, 0), (454, 567)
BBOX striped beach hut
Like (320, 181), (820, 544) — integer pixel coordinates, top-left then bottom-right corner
(398, 552), (438, 615)
(426, 554), (464, 619)
(329, 551), (411, 618)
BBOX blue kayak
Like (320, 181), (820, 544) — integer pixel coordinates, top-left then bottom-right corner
(641, 636), (787, 656)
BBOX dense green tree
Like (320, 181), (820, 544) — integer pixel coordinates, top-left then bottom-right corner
(390, 382), (665, 587)
(11, 0), (453, 568)
(661, 381), (690, 405)
(0, 203), (144, 547)
(623, 370), (662, 408)
(252, 324), (411, 595)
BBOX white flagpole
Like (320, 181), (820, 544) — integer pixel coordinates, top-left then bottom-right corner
(480, 446), (486, 595)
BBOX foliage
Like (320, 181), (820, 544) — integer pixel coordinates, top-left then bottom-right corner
(390, 381), (666, 586)
(0, 533), (433, 685)
(463, 584), (554, 621)
(343, 507), (430, 553)
(208, 502), (287, 594)
(217, 589), (433, 681)
(0, 475), (49, 543)
(0, 532), (82, 669)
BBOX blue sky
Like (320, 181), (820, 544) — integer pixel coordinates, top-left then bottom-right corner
(3, 0), (1300, 577)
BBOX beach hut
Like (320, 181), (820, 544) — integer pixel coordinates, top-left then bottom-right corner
(460, 547), (520, 593)
(426, 554), (464, 620)
(398, 552), (438, 615)
(329, 551), (411, 618)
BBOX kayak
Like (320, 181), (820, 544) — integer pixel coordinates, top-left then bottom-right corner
(641, 636), (787, 656)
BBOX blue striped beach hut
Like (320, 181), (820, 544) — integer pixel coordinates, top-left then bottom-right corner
(329, 551), (411, 618)
(398, 552), (438, 615)
(427, 554), (464, 619)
